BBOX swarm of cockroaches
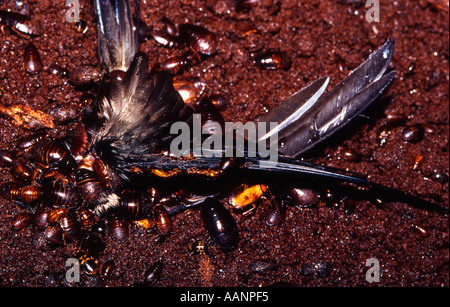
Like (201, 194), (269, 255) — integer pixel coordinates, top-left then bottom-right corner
(1, 0), (447, 286)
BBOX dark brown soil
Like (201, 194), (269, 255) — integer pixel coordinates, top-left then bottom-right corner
(0, 0), (448, 287)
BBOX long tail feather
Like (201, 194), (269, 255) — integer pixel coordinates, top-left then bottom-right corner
(242, 156), (448, 214)
(118, 150), (448, 214)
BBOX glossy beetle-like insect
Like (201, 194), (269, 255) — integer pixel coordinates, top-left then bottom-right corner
(0, 10), (40, 36)
(0, 0), (447, 286)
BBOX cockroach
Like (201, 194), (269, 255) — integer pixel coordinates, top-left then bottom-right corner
(108, 216), (129, 243)
(0, 10), (40, 36)
(254, 50), (291, 70)
(31, 139), (76, 172)
(201, 198), (239, 252)
(24, 43), (43, 74)
(12, 212), (33, 230)
(59, 213), (81, 242)
(179, 24), (218, 56)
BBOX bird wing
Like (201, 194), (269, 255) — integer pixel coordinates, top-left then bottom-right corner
(255, 38), (395, 157)
(92, 53), (193, 169)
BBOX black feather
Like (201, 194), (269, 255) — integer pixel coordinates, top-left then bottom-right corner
(256, 39), (395, 157)
(91, 53), (193, 173)
(94, 0), (138, 72)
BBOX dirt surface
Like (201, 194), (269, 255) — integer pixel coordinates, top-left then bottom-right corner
(0, 0), (448, 287)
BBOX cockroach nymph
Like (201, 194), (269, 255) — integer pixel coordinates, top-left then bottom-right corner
(0, 0), (447, 286)
(0, 10), (40, 36)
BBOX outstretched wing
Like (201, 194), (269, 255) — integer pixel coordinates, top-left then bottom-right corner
(256, 38), (395, 157)
(92, 53), (193, 170)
